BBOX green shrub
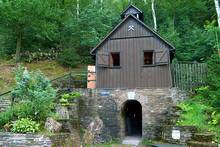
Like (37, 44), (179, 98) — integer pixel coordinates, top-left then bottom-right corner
(10, 66), (56, 122)
(177, 55), (220, 142)
(80, 56), (93, 65)
(12, 118), (40, 133)
(0, 108), (14, 127)
(60, 92), (81, 106)
(177, 102), (211, 130)
(57, 48), (80, 68)
(22, 49), (59, 63)
(141, 139), (153, 146)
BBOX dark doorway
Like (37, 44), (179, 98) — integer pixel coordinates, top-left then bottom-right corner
(122, 100), (142, 136)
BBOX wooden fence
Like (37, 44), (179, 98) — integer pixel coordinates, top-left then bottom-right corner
(171, 62), (208, 91)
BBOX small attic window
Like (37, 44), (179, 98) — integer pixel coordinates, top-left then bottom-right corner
(144, 51), (153, 65)
(110, 52), (120, 67)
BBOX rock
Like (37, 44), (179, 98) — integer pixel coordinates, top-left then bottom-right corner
(87, 116), (103, 133)
(82, 116), (104, 144)
(83, 130), (94, 145)
(188, 141), (218, 147)
(45, 117), (62, 133)
(159, 105), (182, 125)
(192, 133), (215, 142)
(56, 105), (70, 119)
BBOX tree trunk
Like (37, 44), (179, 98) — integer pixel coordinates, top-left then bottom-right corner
(15, 28), (22, 63)
(100, 0), (103, 9)
(214, 0), (220, 57)
(214, 0), (220, 27)
(151, 0), (157, 31)
(76, 0), (79, 17)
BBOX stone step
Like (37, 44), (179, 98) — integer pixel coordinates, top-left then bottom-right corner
(192, 133), (215, 142)
(187, 141), (218, 147)
(122, 136), (141, 146)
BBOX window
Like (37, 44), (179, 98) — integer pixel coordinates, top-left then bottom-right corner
(144, 51), (153, 65)
(110, 52), (120, 67)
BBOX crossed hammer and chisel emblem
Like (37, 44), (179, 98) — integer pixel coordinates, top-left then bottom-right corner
(128, 25), (135, 31)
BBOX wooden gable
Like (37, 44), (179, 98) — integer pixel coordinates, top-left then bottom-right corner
(90, 15), (175, 55)
(111, 18), (153, 39)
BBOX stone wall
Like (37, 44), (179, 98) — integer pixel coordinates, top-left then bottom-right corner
(76, 88), (188, 142)
(0, 133), (80, 147)
(0, 96), (11, 112)
(162, 126), (197, 144)
(0, 88), (188, 145)
(0, 133), (52, 147)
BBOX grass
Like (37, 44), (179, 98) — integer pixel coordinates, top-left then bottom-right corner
(86, 144), (132, 147)
(0, 59), (86, 94)
(176, 101), (211, 131)
(141, 139), (153, 146)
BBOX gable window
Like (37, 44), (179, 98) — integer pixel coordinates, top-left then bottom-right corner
(144, 51), (153, 65)
(110, 52), (120, 67)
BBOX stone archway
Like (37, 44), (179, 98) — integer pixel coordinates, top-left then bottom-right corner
(122, 100), (142, 137)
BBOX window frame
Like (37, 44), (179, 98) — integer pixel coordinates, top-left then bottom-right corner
(110, 52), (121, 68)
(143, 50), (154, 66)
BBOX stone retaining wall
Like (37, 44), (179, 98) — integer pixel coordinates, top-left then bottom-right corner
(0, 97), (11, 112)
(0, 133), (80, 147)
(162, 126), (197, 144)
(0, 87), (188, 145)
(75, 88), (188, 142)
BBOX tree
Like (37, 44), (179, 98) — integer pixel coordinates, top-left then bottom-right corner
(214, 0), (220, 57)
(0, 0), (60, 63)
(214, 0), (220, 27)
(71, 3), (119, 60)
(151, 0), (157, 31)
(76, 0), (80, 17)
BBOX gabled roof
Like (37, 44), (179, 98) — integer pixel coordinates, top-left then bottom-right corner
(90, 14), (175, 55)
(121, 4), (143, 17)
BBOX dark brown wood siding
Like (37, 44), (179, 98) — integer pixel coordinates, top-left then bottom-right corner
(95, 17), (172, 89)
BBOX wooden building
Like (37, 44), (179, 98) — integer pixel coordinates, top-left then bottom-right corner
(91, 5), (175, 89)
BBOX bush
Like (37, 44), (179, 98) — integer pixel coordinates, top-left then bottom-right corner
(60, 92), (81, 106)
(80, 56), (93, 65)
(12, 118), (40, 133)
(0, 108), (14, 127)
(57, 48), (80, 68)
(0, 66), (57, 128)
(177, 55), (220, 142)
(22, 49), (59, 63)
(176, 102), (211, 130)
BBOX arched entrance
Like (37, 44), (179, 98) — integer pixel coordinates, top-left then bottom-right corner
(122, 100), (142, 136)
